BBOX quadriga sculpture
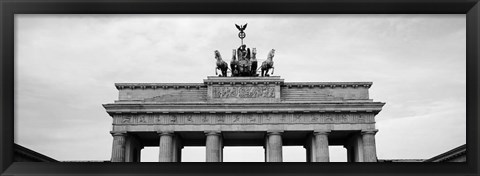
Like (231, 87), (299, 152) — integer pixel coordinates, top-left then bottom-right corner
(251, 48), (258, 76)
(230, 49), (239, 76)
(214, 50), (228, 77)
(260, 49), (275, 77)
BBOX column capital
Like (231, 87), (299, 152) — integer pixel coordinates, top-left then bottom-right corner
(157, 131), (174, 136)
(267, 130), (283, 135)
(361, 129), (378, 135)
(110, 131), (127, 136)
(313, 130), (331, 135)
(205, 131), (221, 136)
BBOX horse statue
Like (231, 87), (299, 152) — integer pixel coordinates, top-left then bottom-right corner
(236, 45), (252, 76)
(214, 50), (228, 77)
(260, 49), (275, 77)
(250, 48), (258, 76)
(230, 49), (239, 77)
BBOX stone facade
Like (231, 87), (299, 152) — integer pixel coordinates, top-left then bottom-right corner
(103, 76), (385, 162)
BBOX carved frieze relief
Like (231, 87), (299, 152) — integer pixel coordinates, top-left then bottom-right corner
(212, 86), (275, 98)
(113, 113), (375, 125)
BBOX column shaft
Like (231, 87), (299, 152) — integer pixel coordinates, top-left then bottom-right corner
(178, 149), (182, 162)
(219, 136), (223, 162)
(311, 136), (317, 162)
(110, 132), (127, 162)
(125, 135), (142, 162)
(345, 145), (352, 162)
(304, 134), (312, 162)
(362, 130), (378, 162)
(314, 131), (330, 162)
(354, 134), (364, 162)
(264, 136), (270, 162)
(267, 131), (283, 162)
(305, 145), (311, 162)
(158, 132), (174, 162)
(172, 135), (183, 162)
(206, 131), (222, 162)
(136, 147), (143, 162)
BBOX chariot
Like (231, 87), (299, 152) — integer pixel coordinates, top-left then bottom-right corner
(214, 24), (275, 77)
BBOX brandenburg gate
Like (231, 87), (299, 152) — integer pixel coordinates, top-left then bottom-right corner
(103, 76), (385, 162)
(103, 24), (384, 162)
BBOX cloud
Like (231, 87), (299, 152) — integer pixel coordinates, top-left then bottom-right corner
(15, 14), (465, 161)
(376, 107), (466, 159)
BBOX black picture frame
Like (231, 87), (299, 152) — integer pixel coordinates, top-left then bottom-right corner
(1, 0), (478, 176)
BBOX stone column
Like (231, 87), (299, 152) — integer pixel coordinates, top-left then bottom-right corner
(136, 146), (144, 162)
(110, 132), (127, 162)
(125, 135), (142, 162)
(313, 130), (330, 162)
(304, 134), (312, 162)
(176, 146), (183, 162)
(304, 145), (311, 162)
(205, 131), (222, 162)
(344, 145), (352, 162)
(172, 135), (183, 162)
(158, 131), (174, 162)
(267, 131), (283, 162)
(310, 135), (317, 162)
(361, 129), (378, 162)
(354, 134), (364, 162)
(264, 136), (269, 162)
(219, 135), (224, 162)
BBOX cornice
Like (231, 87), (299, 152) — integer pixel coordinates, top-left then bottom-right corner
(115, 81), (373, 90)
(361, 129), (379, 135)
(282, 82), (372, 88)
(103, 102), (385, 115)
(115, 83), (206, 90)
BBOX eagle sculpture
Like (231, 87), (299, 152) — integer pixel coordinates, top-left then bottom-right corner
(235, 23), (248, 32)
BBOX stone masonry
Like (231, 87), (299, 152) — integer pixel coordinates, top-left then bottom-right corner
(103, 76), (385, 162)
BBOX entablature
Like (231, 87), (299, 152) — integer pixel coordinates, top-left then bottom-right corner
(115, 83), (206, 90)
(103, 102), (385, 116)
(282, 82), (372, 88)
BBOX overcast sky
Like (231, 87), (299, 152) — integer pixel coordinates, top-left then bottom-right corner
(14, 14), (466, 162)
